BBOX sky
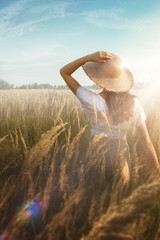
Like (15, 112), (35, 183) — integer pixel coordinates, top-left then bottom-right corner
(0, 0), (160, 87)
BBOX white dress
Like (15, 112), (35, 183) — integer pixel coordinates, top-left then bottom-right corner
(76, 86), (146, 181)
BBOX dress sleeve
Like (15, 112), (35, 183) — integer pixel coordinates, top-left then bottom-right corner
(76, 86), (95, 108)
(134, 98), (146, 127)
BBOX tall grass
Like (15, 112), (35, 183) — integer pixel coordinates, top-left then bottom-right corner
(0, 88), (160, 240)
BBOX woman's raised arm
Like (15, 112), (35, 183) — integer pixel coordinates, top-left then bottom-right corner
(60, 55), (90, 95)
(60, 51), (112, 95)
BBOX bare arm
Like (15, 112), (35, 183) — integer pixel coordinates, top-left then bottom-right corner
(137, 122), (159, 172)
(60, 51), (112, 95)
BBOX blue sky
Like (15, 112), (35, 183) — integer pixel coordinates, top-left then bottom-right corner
(0, 0), (160, 87)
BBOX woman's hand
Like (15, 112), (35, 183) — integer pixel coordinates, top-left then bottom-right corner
(88, 51), (112, 63)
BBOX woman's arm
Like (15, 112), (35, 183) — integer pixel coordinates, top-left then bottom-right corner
(60, 51), (112, 95)
(137, 122), (159, 172)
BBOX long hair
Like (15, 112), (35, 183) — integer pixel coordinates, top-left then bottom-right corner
(103, 91), (136, 125)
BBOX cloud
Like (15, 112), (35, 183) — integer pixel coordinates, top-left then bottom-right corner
(0, 0), (77, 38)
(81, 9), (150, 31)
(0, 0), (32, 34)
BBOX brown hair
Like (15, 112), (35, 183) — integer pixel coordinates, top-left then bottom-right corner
(103, 91), (136, 125)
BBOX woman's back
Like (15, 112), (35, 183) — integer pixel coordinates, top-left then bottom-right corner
(76, 86), (146, 139)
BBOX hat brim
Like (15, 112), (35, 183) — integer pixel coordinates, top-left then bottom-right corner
(82, 62), (134, 92)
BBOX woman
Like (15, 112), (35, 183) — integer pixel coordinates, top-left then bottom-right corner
(60, 51), (159, 186)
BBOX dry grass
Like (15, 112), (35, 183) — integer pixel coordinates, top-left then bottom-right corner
(0, 88), (160, 240)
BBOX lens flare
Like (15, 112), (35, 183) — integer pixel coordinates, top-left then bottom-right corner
(16, 200), (42, 225)
(0, 231), (9, 240)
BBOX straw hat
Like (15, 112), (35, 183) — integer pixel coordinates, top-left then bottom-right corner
(82, 53), (134, 92)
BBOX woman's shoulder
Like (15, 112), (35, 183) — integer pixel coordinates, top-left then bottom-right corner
(76, 86), (96, 97)
(76, 86), (99, 103)
(76, 86), (107, 109)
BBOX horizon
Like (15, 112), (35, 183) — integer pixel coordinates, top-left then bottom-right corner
(0, 0), (160, 87)
(0, 78), (155, 89)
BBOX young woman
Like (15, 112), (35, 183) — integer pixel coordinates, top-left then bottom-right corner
(60, 51), (159, 185)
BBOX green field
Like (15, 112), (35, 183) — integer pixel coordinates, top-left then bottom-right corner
(0, 88), (160, 240)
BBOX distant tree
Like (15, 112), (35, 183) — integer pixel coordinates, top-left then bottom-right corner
(0, 79), (14, 89)
(54, 84), (101, 90)
(56, 85), (69, 89)
(31, 82), (39, 89)
(87, 84), (101, 89)
(17, 82), (54, 89)
(18, 85), (27, 89)
(17, 83), (101, 90)
(39, 83), (53, 89)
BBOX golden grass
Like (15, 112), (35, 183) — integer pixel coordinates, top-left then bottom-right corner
(0, 88), (160, 240)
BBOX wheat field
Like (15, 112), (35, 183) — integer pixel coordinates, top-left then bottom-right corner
(0, 88), (160, 240)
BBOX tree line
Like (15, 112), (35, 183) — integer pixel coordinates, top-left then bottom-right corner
(0, 79), (151, 90)
(0, 79), (101, 90)
(0, 80), (54, 89)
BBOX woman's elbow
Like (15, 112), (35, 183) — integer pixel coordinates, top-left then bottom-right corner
(60, 68), (69, 79)
(60, 68), (65, 77)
